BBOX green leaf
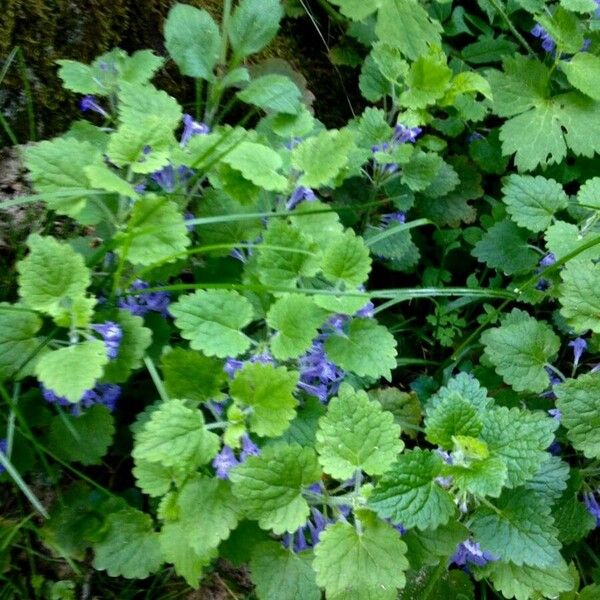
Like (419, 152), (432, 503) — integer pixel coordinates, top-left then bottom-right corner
(369, 387), (422, 439)
(161, 348), (226, 402)
(230, 363), (299, 437)
(24, 137), (104, 224)
(107, 83), (182, 172)
(554, 494), (596, 544)
(316, 383), (403, 479)
(471, 488), (562, 567)
(472, 220), (538, 275)
(193, 189), (263, 249)
(289, 200), (345, 250)
(18, 234), (91, 321)
(448, 454), (508, 498)
(523, 455), (569, 502)
(562, 53), (600, 101)
(116, 196), (189, 265)
(555, 372), (600, 458)
(481, 309), (560, 393)
(425, 393), (482, 449)
(277, 397), (326, 447)
(321, 230), (372, 288)
(176, 475), (240, 555)
(221, 141), (288, 191)
(578, 176), (600, 209)
(229, 0), (283, 57)
(250, 542), (321, 600)
(57, 50), (162, 94)
(369, 449), (456, 530)
(47, 405), (115, 465)
(401, 566), (474, 600)
(132, 399), (219, 468)
(490, 56), (600, 170)
(502, 174), (568, 233)
(428, 372), (490, 411)
(170, 289), (254, 358)
(539, 7), (584, 54)
(474, 559), (574, 600)
(325, 318), (398, 381)
(159, 521), (216, 588)
(292, 129), (356, 188)
(267, 295), (329, 360)
(400, 49), (452, 108)
(559, 260), (600, 334)
(480, 405), (557, 488)
(164, 3), (220, 79)
(93, 508), (162, 579)
(256, 220), (320, 289)
(313, 510), (409, 600)
(238, 75), (302, 115)
(402, 151), (443, 192)
(0, 305), (43, 380)
(133, 459), (186, 498)
(229, 443), (321, 534)
(329, 0), (381, 20)
(544, 221), (598, 264)
(35, 341), (108, 403)
(403, 521), (470, 569)
(375, 0), (442, 60)
(85, 164), (139, 199)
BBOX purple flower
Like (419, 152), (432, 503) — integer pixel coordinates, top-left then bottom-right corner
(79, 95), (109, 118)
(118, 280), (170, 317)
(468, 132), (484, 143)
(355, 300), (375, 319)
(91, 321), (123, 359)
(224, 358), (245, 378)
(584, 491), (600, 526)
(393, 124), (422, 144)
(0, 439), (7, 474)
(531, 24), (556, 53)
(180, 114), (210, 147)
(380, 212), (406, 228)
(240, 434), (260, 461)
(224, 352), (275, 379)
(150, 164), (194, 193)
(569, 337), (587, 367)
(213, 446), (239, 479)
(42, 384), (121, 415)
(535, 279), (550, 292)
(286, 186), (317, 211)
(539, 253), (556, 268)
(548, 408), (561, 421)
(283, 507), (333, 553)
(452, 540), (496, 568)
(298, 340), (345, 403)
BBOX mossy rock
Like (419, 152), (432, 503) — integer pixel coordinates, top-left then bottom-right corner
(0, 0), (355, 142)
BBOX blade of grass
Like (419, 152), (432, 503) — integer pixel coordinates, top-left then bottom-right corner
(0, 452), (48, 518)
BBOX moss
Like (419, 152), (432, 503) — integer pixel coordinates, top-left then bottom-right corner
(0, 0), (354, 141)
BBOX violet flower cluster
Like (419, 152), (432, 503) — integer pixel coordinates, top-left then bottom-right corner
(42, 384), (122, 415)
(212, 434), (260, 479)
(91, 321), (123, 359)
(118, 279), (171, 317)
(371, 124), (422, 175)
(451, 539), (496, 568)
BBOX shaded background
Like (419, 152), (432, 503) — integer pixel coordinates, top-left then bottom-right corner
(0, 0), (360, 143)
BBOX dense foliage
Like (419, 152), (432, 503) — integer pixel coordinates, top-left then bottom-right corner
(2, 0), (600, 597)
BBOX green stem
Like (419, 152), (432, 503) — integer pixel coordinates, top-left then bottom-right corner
(488, 0), (535, 56)
(144, 357), (170, 403)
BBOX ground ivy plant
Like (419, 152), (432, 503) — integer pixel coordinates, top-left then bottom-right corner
(2, 0), (600, 598)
